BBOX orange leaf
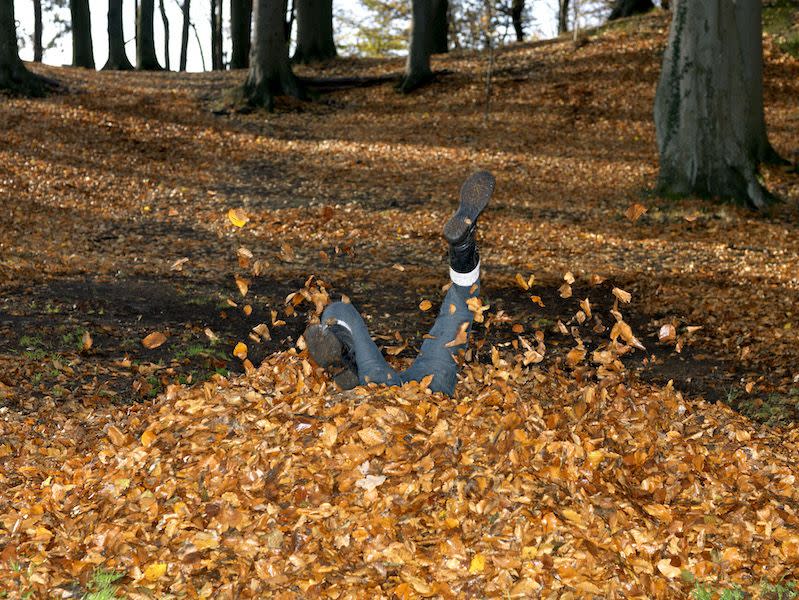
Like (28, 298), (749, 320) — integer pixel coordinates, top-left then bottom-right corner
(419, 299), (432, 311)
(142, 332), (167, 349)
(233, 342), (248, 360)
(625, 202), (647, 222)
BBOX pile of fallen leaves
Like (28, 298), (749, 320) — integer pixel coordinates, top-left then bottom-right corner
(1, 344), (798, 598)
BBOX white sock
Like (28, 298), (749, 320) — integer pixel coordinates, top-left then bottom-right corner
(449, 260), (480, 287)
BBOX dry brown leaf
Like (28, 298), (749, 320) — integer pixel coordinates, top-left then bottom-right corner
(625, 202), (647, 222)
(142, 331), (167, 349)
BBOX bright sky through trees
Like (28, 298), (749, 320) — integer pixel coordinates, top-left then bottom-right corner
(13, 0), (565, 71)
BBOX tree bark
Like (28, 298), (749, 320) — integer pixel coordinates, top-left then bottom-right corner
(399, 0), (435, 92)
(33, 0), (43, 62)
(558, 0), (569, 34)
(293, 0), (337, 63)
(431, 0), (448, 54)
(608, 0), (654, 21)
(159, 0), (170, 70)
(243, 0), (302, 109)
(179, 0), (191, 71)
(654, 0), (782, 209)
(71, 0), (95, 68)
(211, 0), (224, 69)
(0, 0), (51, 94)
(137, 0), (162, 69)
(230, 0), (253, 68)
(104, 0), (134, 70)
(510, 0), (523, 42)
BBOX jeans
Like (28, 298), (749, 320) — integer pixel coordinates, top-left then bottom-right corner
(320, 281), (478, 396)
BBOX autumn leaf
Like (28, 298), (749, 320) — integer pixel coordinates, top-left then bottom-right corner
(444, 322), (470, 348)
(235, 276), (250, 297)
(81, 331), (93, 351)
(612, 287), (632, 303)
(227, 208), (249, 228)
(142, 331), (167, 349)
(625, 202), (647, 222)
(468, 553), (486, 574)
(419, 299), (432, 311)
(143, 562), (167, 581)
(233, 342), (248, 360)
(656, 558), (682, 578)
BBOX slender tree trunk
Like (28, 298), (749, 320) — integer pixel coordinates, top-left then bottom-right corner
(180, 0), (191, 71)
(431, 0), (448, 54)
(293, 0), (337, 63)
(230, 0), (252, 68)
(159, 0), (170, 69)
(399, 0), (435, 92)
(137, 0), (163, 69)
(1, 0), (51, 94)
(510, 0), (523, 42)
(608, 0), (654, 21)
(558, 0), (569, 34)
(211, 0), (224, 69)
(33, 0), (43, 62)
(654, 0), (782, 209)
(71, 0), (95, 68)
(243, 0), (302, 109)
(104, 0), (134, 69)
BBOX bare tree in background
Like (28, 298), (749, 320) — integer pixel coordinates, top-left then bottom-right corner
(211, 0), (224, 69)
(399, 0), (436, 92)
(608, 0), (654, 20)
(178, 0), (191, 70)
(70, 0), (95, 68)
(1, 0), (53, 94)
(230, 0), (253, 68)
(159, 0), (171, 69)
(33, 0), (44, 62)
(104, 0), (134, 69)
(293, 0), (337, 63)
(137, 0), (163, 69)
(558, 0), (569, 34)
(654, 0), (783, 208)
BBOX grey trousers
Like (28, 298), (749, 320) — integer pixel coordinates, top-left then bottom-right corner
(321, 281), (478, 396)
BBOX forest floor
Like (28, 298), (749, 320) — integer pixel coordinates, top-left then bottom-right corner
(2, 10), (799, 600)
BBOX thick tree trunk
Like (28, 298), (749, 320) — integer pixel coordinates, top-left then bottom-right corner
(179, 0), (191, 71)
(71, 0), (95, 68)
(0, 1), (50, 94)
(230, 0), (253, 68)
(104, 0), (134, 70)
(608, 0), (654, 21)
(159, 0), (170, 70)
(137, 0), (162, 69)
(243, 0), (302, 109)
(33, 0), (43, 62)
(558, 0), (569, 34)
(654, 0), (781, 209)
(431, 0), (448, 54)
(211, 0), (224, 69)
(399, 0), (435, 92)
(511, 0), (523, 42)
(293, 0), (337, 63)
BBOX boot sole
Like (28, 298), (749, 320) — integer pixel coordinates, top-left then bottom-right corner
(443, 171), (496, 244)
(305, 324), (359, 389)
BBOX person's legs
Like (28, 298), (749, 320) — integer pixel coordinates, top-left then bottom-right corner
(400, 170), (494, 395)
(312, 301), (400, 388)
(400, 279), (479, 395)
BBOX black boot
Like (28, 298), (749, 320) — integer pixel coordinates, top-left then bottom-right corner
(444, 171), (495, 273)
(304, 323), (359, 389)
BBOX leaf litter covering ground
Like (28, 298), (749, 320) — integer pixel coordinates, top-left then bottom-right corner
(2, 348), (799, 598)
(1, 10), (799, 599)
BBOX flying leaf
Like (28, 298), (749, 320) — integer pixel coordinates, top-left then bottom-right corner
(170, 257), (189, 271)
(612, 287), (632, 303)
(419, 300), (432, 311)
(142, 332), (167, 349)
(235, 276), (250, 297)
(444, 322), (470, 348)
(233, 342), (248, 360)
(625, 202), (647, 222)
(81, 331), (93, 351)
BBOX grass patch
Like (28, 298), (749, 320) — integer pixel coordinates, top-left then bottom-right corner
(688, 578), (797, 600)
(83, 568), (125, 600)
(764, 0), (799, 58)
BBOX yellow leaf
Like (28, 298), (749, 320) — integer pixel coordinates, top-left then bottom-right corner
(233, 342), (248, 360)
(514, 273), (529, 290)
(612, 287), (632, 303)
(469, 553), (486, 574)
(235, 276), (250, 297)
(228, 208), (249, 228)
(107, 425), (127, 446)
(142, 332), (167, 349)
(81, 331), (93, 351)
(419, 299), (432, 311)
(140, 428), (157, 447)
(143, 562), (167, 581)
(656, 558), (681, 578)
(561, 508), (583, 525)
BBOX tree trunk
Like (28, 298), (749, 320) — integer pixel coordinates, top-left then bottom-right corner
(558, 0), (569, 34)
(399, 0), (435, 92)
(608, 0), (654, 21)
(511, 0), (523, 42)
(180, 0), (191, 71)
(104, 0), (134, 70)
(33, 0), (43, 62)
(137, 0), (162, 69)
(230, 0), (252, 68)
(71, 0), (95, 68)
(0, 0), (50, 94)
(431, 0), (448, 54)
(159, 0), (170, 70)
(654, 0), (782, 209)
(211, 0), (224, 69)
(243, 0), (302, 109)
(293, 0), (337, 63)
